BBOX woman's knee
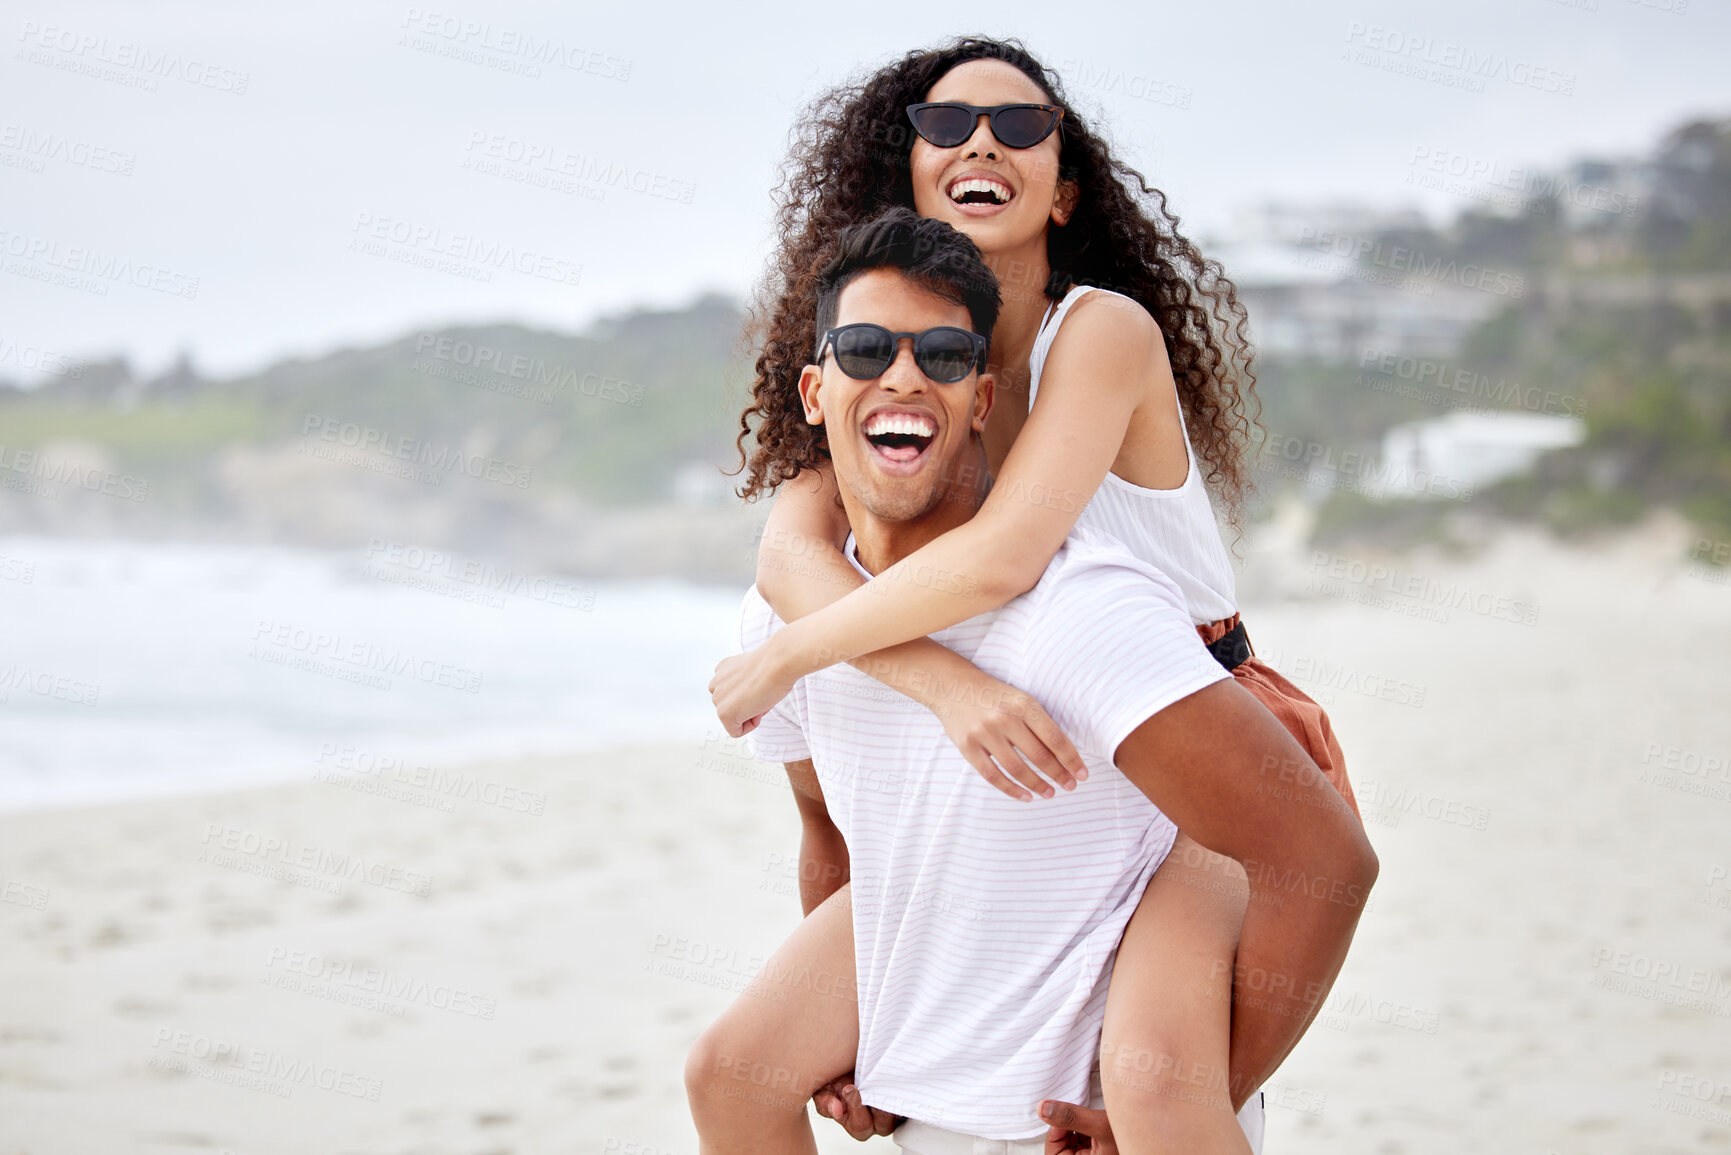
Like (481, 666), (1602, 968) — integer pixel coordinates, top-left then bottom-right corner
(684, 1020), (731, 1108)
(684, 1015), (810, 1119)
(686, 1018), (756, 1107)
(1100, 1042), (1239, 1152)
(1101, 1039), (1234, 1108)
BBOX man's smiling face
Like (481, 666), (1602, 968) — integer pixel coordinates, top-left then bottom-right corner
(798, 268), (994, 527)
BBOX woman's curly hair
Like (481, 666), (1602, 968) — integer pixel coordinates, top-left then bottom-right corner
(733, 35), (1261, 517)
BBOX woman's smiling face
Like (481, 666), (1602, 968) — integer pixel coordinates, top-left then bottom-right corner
(909, 59), (1074, 259)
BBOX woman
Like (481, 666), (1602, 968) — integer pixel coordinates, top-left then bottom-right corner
(705, 36), (1364, 1152)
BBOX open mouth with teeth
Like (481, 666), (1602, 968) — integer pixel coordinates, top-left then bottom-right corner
(862, 411), (937, 471)
(948, 178), (1013, 207)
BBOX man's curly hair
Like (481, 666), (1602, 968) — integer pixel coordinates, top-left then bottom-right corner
(732, 35), (1261, 518)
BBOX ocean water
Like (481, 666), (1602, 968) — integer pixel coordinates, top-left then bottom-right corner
(0, 536), (750, 812)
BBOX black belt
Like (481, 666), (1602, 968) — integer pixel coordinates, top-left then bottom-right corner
(1206, 621), (1253, 672)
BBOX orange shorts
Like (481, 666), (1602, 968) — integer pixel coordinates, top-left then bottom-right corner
(1198, 614), (1361, 821)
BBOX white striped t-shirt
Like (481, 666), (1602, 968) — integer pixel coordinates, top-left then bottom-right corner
(741, 524), (1230, 1139)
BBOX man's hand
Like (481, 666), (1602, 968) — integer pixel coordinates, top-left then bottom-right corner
(1040, 1100), (1117, 1154)
(813, 1075), (901, 1141)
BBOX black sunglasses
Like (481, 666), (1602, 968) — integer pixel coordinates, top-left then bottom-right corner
(905, 102), (1065, 150)
(816, 323), (988, 384)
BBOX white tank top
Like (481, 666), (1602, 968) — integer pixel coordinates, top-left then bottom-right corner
(1026, 284), (1238, 625)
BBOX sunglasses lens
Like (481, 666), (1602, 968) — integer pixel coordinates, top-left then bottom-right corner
(916, 331), (978, 382)
(833, 326), (896, 378)
(912, 105), (975, 147)
(993, 106), (1055, 148)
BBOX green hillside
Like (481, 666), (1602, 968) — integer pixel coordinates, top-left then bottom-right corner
(1261, 116), (1731, 547)
(0, 293), (752, 510)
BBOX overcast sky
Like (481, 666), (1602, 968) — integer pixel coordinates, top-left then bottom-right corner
(3, 0), (1728, 381)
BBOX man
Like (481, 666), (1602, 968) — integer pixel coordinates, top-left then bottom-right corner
(686, 209), (1377, 1154)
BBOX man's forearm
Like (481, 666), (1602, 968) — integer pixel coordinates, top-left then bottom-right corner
(1112, 680), (1380, 1111)
(845, 636), (998, 719)
(764, 516), (1026, 684)
(782, 758), (849, 916)
(1224, 845), (1376, 1109)
(799, 824), (850, 916)
(756, 492), (1001, 722)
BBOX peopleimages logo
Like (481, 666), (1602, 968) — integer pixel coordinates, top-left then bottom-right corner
(462, 131), (695, 204)
(0, 879), (50, 910)
(15, 21), (251, 94)
(0, 444), (150, 501)
(1354, 779), (1489, 830)
(1357, 349), (1587, 417)
(314, 741), (548, 815)
(1589, 946), (1731, 1016)
(200, 823), (434, 896)
(0, 335), (84, 379)
(1297, 226), (1525, 298)
(250, 617), (486, 695)
(0, 121), (136, 176)
(1342, 22), (1576, 96)
(348, 212), (582, 287)
(0, 663), (101, 707)
(1253, 431), (1476, 502)
(298, 414), (534, 489)
(397, 8), (631, 81)
(1256, 649), (1429, 710)
(1050, 55), (1193, 108)
(264, 946), (498, 1019)
(148, 1028), (382, 1100)
(1307, 551), (1541, 626)
(0, 226), (200, 298)
(1406, 146), (1639, 219)
(412, 335), (643, 406)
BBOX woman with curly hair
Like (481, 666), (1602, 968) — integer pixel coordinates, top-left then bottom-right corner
(704, 36), (1365, 1153)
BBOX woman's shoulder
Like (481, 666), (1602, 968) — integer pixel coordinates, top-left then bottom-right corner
(1058, 284), (1158, 342)
(1026, 281), (1176, 431)
(1042, 284), (1161, 375)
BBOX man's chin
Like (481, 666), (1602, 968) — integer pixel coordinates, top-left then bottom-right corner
(855, 476), (943, 524)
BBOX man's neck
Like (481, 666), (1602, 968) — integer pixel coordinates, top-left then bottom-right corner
(847, 441), (992, 576)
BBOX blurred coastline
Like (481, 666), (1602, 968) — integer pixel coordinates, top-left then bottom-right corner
(0, 497), (1716, 815)
(0, 533), (750, 813)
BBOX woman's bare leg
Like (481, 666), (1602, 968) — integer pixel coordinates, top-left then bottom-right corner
(1099, 834), (1252, 1155)
(684, 883), (862, 1155)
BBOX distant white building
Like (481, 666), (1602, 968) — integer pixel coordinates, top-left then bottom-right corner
(1546, 158), (1651, 230)
(1215, 241), (1505, 360)
(1207, 201), (1509, 361)
(1217, 202), (1430, 248)
(1368, 411), (1587, 500)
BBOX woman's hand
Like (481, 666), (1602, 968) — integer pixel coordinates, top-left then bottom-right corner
(934, 667), (1087, 802)
(709, 643), (797, 738)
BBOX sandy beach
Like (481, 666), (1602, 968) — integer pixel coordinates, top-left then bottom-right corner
(3, 516), (1730, 1154)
